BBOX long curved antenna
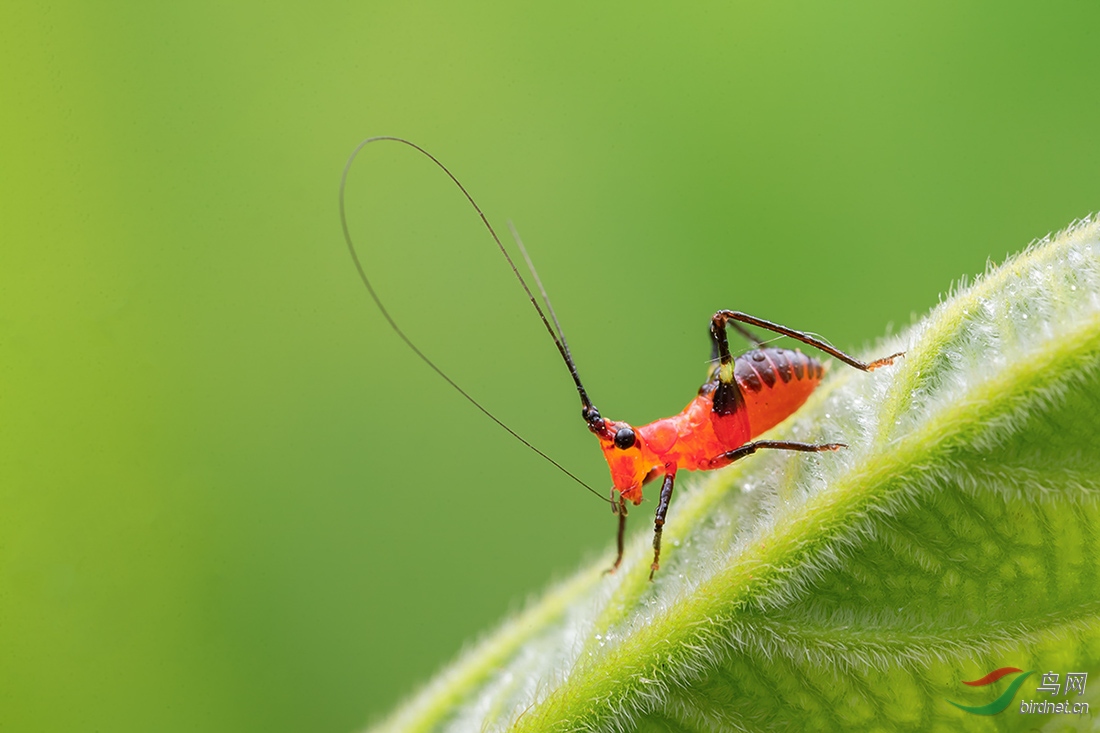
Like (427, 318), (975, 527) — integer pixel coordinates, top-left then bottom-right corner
(508, 221), (575, 365)
(339, 136), (610, 505)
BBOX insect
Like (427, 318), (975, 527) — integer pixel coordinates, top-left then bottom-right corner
(340, 137), (903, 579)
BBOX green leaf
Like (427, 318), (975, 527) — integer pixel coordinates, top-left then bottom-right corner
(371, 216), (1100, 732)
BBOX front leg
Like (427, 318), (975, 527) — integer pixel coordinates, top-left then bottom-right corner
(650, 468), (677, 580)
(606, 494), (628, 574)
(709, 439), (846, 470)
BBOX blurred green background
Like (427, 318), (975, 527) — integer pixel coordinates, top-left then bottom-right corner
(3, 3), (1099, 731)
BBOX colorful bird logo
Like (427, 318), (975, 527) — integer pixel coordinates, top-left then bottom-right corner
(948, 667), (1034, 715)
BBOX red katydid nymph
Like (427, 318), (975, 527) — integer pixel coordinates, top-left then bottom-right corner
(339, 137), (903, 579)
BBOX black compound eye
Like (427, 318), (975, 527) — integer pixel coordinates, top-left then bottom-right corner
(614, 427), (636, 450)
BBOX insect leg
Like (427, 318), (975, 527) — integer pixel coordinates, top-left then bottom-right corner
(712, 310), (904, 372)
(709, 439), (846, 469)
(707, 320), (763, 382)
(606, 494), (628, 574)
(727, 321), (765, 347)
(650, 469), (677, 580)
(709, 316), (748, 415)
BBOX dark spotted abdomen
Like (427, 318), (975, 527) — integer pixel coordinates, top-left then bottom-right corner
(734, 348), (823, 437)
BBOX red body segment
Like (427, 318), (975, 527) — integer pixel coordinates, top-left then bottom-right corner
(597, 347), (824, 504)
